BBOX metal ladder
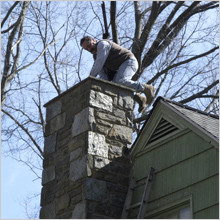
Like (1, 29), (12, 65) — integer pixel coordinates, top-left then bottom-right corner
(121, 167), (155, 219)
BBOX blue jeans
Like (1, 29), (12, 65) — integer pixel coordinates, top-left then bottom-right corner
(97, 56), (144, 92)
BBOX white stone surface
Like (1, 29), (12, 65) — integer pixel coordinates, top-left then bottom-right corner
(118, 91), (134, 110)
(89, 90), (113, 112)
(88, 131), (108, 158)
(94, 156), (110, 169)
(109, 145), (123, 159)
(109, 125), (133, 144)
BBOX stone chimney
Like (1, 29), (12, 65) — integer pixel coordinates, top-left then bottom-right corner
(40, 77), (134, 219)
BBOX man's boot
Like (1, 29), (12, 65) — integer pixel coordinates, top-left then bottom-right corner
(143, 84), (155, 104)
(134, 93), (146, 113)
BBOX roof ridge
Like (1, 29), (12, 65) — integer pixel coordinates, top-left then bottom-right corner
(155, 97), (219, 119)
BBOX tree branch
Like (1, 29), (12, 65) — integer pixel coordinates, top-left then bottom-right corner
(16, 39), (60, 73)
(132, 1), (173, 79)
(140, 2), (201, 74)
(32, 75), (46, 135)
(204, 90), (219, 113)
(1, 1), (20, 28)
(133, 1), (142, 40)
(147, 46), (219, 84)
(110, 1), (119, 44)
(132, 1), (161, 61)
(1, 1), (30, 107)
(2, 109), (44, 157)
(1, 21), (19, 34)
(180, 80), (219, 104)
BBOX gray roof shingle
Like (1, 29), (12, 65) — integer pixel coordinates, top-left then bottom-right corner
(168, 102), (219, 140)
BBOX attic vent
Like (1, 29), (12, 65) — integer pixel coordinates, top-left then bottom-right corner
(147, 118), (179, 144)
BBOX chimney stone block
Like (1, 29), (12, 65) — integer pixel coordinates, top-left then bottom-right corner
(69, 156), (87, 182)
(44, 132), (57, 155)
(46, 100), (62, 121)
(69, 147), (82, 162)
(89, 90), (113, 112)
(42, 165), (55, 185)
(49, 112), (66, 135)
(40, 201), (56, 219)
(108, 124), (133, 144)
(71, 107), (95, 137)
(71, 201), (87, 219)
(94, 156), (110, 169)
(118, 91), (134, 110)
(88, 131), (108, 158)
(55, 194), (70, 212)
(85, 178), (109, 203)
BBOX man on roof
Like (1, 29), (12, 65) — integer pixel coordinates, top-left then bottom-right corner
(80, 36), (155, 113)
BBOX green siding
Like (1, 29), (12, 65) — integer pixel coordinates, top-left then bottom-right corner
(194, 204), (219, 219)
(148, 149), (217, 197)
(130, 130), (219, 219)
(133, 131), (212, 180)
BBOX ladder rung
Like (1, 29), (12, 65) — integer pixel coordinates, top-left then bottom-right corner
(134, 180), (146, 188)
(130, 179), (146, 190)
(126, 202), (141, 210)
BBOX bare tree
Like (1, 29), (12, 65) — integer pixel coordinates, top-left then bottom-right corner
(1, 1), (60, 108)
(1, 1), (219, 218)
(1, 1), (30, 107)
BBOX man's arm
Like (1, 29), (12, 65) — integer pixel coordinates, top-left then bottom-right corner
(90, 41), (111, 77)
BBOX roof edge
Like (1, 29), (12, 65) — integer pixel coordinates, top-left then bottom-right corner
(154, 96), (219, 119)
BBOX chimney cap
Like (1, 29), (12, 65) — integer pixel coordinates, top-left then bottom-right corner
(44, 76), (135, 108)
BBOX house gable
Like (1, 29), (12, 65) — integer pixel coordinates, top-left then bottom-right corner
(131, 98), (219, 159)
(125, 97), (219, 219)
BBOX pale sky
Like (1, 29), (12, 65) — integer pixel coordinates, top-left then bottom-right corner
(1, 156), (41, 219)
